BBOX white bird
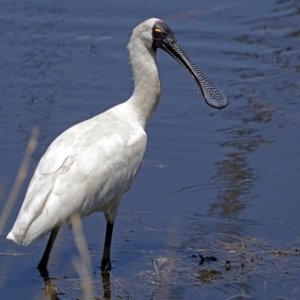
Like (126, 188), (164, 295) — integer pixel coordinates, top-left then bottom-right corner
(7, 18), (228, 272)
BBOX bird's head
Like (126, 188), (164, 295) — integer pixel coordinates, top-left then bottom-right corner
(129, 18), (229, 109)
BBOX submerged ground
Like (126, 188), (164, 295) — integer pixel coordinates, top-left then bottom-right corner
(0, 0), (299, 299)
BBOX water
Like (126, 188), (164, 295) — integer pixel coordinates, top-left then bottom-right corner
(0, 0), (299, 299)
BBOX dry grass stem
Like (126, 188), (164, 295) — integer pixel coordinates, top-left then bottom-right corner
(0, 126), (39, 234)
(151, 257), (161, 283)
(108, 270), (132, 298)
(71, 216), (94, 300)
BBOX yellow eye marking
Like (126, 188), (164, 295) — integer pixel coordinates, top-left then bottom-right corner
(154, 28), (162, 34)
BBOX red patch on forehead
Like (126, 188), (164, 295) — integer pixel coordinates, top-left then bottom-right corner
(155, 19), (163, 23)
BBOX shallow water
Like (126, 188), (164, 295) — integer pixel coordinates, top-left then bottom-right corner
(0, 0), (299, 299)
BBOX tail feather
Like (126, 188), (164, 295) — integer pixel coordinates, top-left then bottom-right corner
(6, 231), (26, 246)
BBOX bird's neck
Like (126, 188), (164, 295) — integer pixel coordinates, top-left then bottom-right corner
(127, 40), (161, 129)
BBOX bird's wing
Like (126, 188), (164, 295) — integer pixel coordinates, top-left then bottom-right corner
(8, 113), (147, 245)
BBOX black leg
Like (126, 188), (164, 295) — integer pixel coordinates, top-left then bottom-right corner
(37, 226), (60, 273)
(101, 221), (114, 271)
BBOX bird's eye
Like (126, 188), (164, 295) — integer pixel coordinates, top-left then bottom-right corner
(153, 28), (162, 38)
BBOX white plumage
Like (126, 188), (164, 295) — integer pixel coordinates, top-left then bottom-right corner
(7, 106), (146, 245)
(7, 18), (227, 271)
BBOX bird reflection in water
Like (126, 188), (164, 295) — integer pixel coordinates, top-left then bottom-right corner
(102, 271), (112, 300)
(38, 268), (61, 300)
(38, 268), (112, 300)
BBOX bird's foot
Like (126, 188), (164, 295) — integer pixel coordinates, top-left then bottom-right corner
(37, 263), (50, 279)
(101, 260), (112, 272)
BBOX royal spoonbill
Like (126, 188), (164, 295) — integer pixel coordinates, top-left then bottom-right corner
(7, 18), (228, 272)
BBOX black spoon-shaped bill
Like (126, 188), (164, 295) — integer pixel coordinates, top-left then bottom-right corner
(153, 22), (228, 109)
